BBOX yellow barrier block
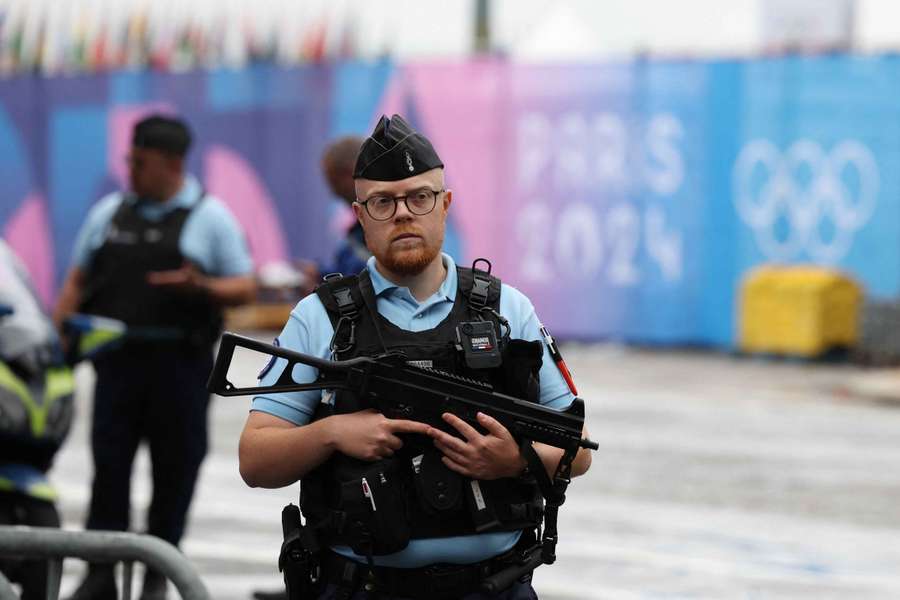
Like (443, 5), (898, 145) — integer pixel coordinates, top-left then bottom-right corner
(739, 266), (862, 357)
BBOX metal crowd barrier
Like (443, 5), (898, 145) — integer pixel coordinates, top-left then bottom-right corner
(0, 526), (210, 600)
(0, 572), (16, 600)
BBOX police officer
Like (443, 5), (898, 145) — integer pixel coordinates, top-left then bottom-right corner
(0, 239), (74, 600)
(240, 114), (591, 599)
(53, 115), (256, 600)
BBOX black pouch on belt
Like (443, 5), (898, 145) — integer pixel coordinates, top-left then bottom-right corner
(339, 459), (410, 556)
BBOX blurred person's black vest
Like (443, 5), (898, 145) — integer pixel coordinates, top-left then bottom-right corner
(300, 265), (545, 556)
(80, 194), (222, 348)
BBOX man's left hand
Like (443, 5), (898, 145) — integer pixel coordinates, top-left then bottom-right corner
(427, 412), (526, 480)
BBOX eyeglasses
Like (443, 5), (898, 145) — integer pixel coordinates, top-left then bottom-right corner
(357, 188), (444, 221)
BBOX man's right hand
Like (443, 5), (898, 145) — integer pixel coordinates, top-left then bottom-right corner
(241, 409), (429, 487)
(328, 409), (430, 461)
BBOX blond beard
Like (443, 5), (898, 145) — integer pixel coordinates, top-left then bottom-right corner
(372, 234), (443, 277)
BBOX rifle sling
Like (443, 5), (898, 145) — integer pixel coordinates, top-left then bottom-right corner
(519, 438), (574, 566)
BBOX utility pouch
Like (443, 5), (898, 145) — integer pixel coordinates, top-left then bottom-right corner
(339, 459), (410, 556)
(279, 504), (324, 600)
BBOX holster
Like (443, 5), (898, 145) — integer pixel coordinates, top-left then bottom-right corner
(279, 504), (325, 600)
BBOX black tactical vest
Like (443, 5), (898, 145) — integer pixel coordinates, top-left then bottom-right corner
(300, 264), (545, 557)
(79, 194), (222, 347)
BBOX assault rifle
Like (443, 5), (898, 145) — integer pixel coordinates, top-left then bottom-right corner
(208, 332), (597, 454)
(208, 332), (597, 592)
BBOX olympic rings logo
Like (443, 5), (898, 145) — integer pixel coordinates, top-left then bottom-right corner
(732, 139), (878, 263)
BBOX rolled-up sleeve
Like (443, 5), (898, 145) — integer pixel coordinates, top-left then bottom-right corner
(203, 200), (254, 276)
(249, 294), (334, 425)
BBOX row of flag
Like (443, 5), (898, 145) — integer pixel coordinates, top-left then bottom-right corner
(0, 0), (377, 76)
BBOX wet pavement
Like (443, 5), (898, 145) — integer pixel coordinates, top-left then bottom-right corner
(49, 337), (900, 599)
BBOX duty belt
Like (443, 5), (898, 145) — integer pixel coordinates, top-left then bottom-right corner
(323, 547), (532, 599)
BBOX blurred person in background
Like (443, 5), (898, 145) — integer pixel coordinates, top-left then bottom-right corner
(316, 135), (371, 277)
(0, 239), (75, 600)
(239, 114), (591, 599)
(289, 135), (370, 295)
(53, 115), (256, 600)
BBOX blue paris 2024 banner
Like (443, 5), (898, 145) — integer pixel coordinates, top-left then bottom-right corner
(0, 56), (898, 347)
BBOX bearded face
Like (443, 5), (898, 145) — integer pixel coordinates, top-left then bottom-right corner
(354, 169), (450, 279)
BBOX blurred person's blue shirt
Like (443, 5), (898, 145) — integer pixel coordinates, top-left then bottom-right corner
(71, 174), (253, 277)
(319, 222), (369, 277)
(251, 252), (575, 568)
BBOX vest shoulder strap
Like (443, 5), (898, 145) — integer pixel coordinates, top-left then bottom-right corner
(456, 260), (501, 310)
(107, 192), (136, 225)
(314, 273), (365, 326)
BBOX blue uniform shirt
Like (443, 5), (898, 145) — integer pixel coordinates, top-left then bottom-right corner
(72, 174), (253, 277)
(251, 253), (575, 568)
(321, 223), (369, 277)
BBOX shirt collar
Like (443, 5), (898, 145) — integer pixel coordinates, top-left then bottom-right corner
(366, 253), (457, 302)
(131, 174), (202, 211)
